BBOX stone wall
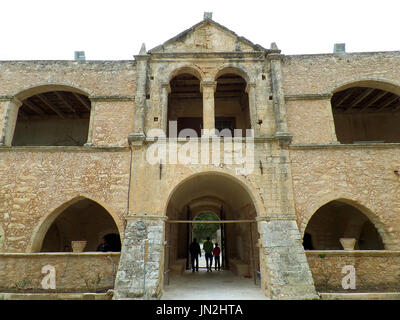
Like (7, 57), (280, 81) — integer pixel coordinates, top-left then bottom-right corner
(0, 148), (130, 252)
(0, 252), (120, 292)
(306, 251), (400, 291)
(290, 145), (400, 250)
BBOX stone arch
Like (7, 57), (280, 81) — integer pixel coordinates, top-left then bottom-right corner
(168, 65), (205, 83)
(14, 82), (93, 101)
(301, 197), (389, 249)
(29, 195), (123, 252)
(330, 77), (400, 96)
(329, 78), (400, 143)
(11, 83), (93, 146)
(213, 64), (251, 84)
(167, 66), (204, 137)
(163, 170), (264, 218)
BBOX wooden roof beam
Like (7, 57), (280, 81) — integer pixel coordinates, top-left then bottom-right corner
(334, 88), (355, 107)
(72, 92), (91, 111)
(359, 91), (388, 112)
(23, 99), (46, 115)
(54, 92), (79, 116)
(345, 88), (374, 112)
(37, 94), (66, 118)
(374, 95), (400, 112)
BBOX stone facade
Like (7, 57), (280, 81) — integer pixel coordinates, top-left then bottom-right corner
(0, 15), (400, 299)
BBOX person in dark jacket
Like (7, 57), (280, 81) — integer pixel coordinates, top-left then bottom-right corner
(189, 238), (201, 272)
(213, 243), (221, 271)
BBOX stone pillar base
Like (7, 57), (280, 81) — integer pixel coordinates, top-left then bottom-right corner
(259, 218), (319, 300)
(113, 215), (165, 300)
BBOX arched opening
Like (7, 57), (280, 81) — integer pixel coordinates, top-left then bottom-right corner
(40, 198), (121, 252)
(215, 73), (250, 136)
(165, 173), (259, 279)
(303, 200), (384, 250)
(13, 89), (91, 146)
(331, 85), (400, 143)
(192, 211), (221, 269)
(167, 73), (202, 137)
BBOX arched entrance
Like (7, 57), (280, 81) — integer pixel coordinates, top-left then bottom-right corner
(303, 200), (384, 250)
(163, 172), (260, 294)
(331, 82), (400, 143)
(12, 85), (91, 146)
(36, 198), (121, 252)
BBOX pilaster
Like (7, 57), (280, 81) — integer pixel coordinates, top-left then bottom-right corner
(200, 81), (217, 136)
(113, 214), (167, 300)
(131, 43), (149, 144)
(0, 96), (22, 147)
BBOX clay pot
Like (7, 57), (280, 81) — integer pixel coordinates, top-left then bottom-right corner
(339, 238), (356, 250)
(71, 241), (87, 252)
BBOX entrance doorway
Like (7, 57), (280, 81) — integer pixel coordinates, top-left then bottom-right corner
(163, 172), (260, 294)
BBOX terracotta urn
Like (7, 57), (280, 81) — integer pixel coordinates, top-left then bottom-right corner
(71, 240), (87, 252)
(339, 238), (356, 250)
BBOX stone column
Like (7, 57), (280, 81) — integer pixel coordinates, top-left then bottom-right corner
(200, 81), (217, 136)
(246, 82), (258, 136)
(0, 96), (22, 147)
(160, 82), (171, 135)
(268, 44), (292, 146)
(114, 214), (166, 300)
(130, 43), (149, 145)
(84, 97), (96, 146)
(258, 215), (318, 300)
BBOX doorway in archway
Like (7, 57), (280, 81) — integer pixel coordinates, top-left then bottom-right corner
(164, 173), (260, 292)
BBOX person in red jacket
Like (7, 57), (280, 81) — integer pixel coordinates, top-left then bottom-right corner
(213, 243), (221, 271)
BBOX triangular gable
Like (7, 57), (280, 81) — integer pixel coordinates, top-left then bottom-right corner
(149, 18), (265, 53)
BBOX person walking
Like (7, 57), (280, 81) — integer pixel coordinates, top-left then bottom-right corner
(189, 238), (201, 272)
(203, 237), (213, 272)
(213, 243), (221, 271)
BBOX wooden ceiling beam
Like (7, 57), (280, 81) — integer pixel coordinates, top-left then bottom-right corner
(54, 92), (79, 116)
(37, 94), (66, 118)
(23, 99), (46, 115)
(345, 88), (374, 113)
(374, 95), (400, 112)
(359, 91), (388, 112)
(333, 88), (355, 107)
(72, 93), (91, 111)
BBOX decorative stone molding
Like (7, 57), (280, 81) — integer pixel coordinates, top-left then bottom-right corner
(275, 131), (293, 147)
(285, 93), (333, 101)
(128, 133), (146, 146)
(200, 80), (217, 92)
(126, 214), (168, 221)
(89, 95), (135, 102)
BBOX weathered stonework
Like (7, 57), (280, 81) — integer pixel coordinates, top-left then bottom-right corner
(114, 216), (165, 299)
(0, 15), (400, 300)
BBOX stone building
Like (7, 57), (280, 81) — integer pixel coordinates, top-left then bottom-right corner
(0, 14), (400, 299)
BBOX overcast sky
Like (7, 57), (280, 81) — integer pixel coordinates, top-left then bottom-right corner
(1, 0), (399, 60)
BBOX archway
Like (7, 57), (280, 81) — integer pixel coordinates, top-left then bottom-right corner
(39, 198), (121, 252)
(303, 200), (384, 250)
(12, 86), (91, 146)
(215, 73), (250, 136)
(191, 211), (221, 269)
(164, 172), (259, 280)
(167, 73), (202, 137)
(331, 83), (400, 143)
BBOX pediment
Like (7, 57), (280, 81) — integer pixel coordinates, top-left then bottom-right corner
(149, 19), (265, 53)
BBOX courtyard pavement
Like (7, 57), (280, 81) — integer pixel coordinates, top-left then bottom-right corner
(161, 269), (269, 300)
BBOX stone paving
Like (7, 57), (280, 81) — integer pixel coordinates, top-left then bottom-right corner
(162, 270), (269, 300)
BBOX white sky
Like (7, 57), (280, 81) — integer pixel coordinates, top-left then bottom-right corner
(1, 0), (399, 60)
